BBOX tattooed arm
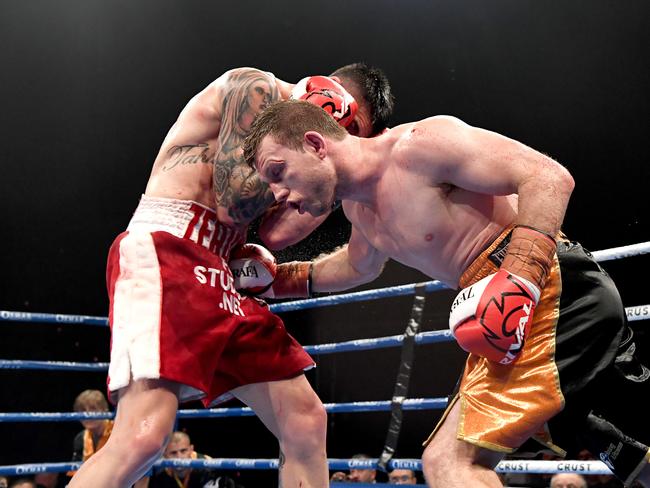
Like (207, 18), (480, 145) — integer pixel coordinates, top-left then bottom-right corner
(213, 67), (336, 243)
(213, 68), (280, 227)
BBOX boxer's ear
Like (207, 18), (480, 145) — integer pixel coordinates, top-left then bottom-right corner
(304, 131), (327, 159)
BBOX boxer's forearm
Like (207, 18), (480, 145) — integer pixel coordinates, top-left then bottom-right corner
(515, 158), (574, 235)
(311, 245), (384, 293)
(501, 160), (574, 290)
(430, 117), (574, 235)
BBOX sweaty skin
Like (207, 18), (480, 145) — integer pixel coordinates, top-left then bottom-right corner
(255, 115), (574, 289)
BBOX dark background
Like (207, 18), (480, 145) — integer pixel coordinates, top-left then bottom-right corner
(1, 0), (649, 485)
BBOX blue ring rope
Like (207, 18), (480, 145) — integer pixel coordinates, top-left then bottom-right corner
(0, 360), (110, 371)
(0, 458), (613, 476)
(0, 398), (448, 423)
(0, 311), (108, 326)
(4, 302), (649, 373)
(2, 241), (648, 325)
(0, 330), (454, 371)
(0, 302), (647, 327)
(271, 281), (447, 313)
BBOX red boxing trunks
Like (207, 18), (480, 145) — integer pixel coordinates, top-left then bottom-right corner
(106, 196), (315, 406)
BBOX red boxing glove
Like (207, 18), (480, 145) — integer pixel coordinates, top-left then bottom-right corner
(291, 76), (358, 128)
(262, 261), (312, 299)
(229, 243), (277, 296)
(448, 269), (541, 364)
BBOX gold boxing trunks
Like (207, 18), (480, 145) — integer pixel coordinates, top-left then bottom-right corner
(424, 228), (650, 486)
(425, 226), (567, 454)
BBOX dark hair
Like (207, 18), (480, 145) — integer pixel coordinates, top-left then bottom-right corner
(243, 100), (347, 169)
(330, 62), (394, 135)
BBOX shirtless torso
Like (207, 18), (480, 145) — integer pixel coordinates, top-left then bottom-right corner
(251, 110), (570, 290)
(343, 121), (519, 286)
(330, 113), (571, 289)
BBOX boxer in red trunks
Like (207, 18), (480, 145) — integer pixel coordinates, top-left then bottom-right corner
(243, 100), (650, 487)
(68, 64), (393, 488)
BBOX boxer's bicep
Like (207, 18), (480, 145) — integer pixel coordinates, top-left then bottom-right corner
(312, 227), (386, 292)
(420, 116), (551, 197)
(423, 116), (573, 231)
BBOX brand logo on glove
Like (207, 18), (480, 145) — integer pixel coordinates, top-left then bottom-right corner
(231, 265), (259, 279)
(450, 286), (476, 312)
(479, 275), (534, 364)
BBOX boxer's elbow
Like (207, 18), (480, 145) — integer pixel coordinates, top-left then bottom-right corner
(535, 156), (574, 199)
(258, 205), (319, 250)
(260, 232), (295, 251)
(259, 224), (300, 251)
(553, 163), (575, 200)
(367, 260), (386, 282)
(561, 166), (575, 194)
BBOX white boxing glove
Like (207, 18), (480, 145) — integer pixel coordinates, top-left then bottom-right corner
(229, 243), (277, 296)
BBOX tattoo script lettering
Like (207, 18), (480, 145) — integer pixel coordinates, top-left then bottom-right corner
(163, 144), (215, 172)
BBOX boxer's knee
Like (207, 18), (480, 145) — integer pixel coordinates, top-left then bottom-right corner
(127, 428), (169, 464)
(423, 432), (493, 474)
(111, 379), (178, 466)
(280, 397), (327, 457)
(108, 419), (171, 471)
(423, 436), (503, 487)
(422, 437), (452, 478)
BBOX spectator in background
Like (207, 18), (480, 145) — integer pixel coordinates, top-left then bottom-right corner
(330, 471), (348, 483)
(70, 389), (113, 463)
(66, 389), (114, 482)
(144, 431), (239, 488)
(0, 476), (8, 488)
(550, 473), (588, 488)
(347, 454), (377, 483)
(539, 452), (565, 488)
(388, 468), (418, 484)
(9, 480), (36, 488)
(34, 473), (64, 488)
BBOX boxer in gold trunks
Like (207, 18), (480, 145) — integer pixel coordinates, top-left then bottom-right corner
(242, 100), (650, 487)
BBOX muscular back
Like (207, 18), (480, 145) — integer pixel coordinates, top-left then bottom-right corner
(145, 68), (284, 230)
